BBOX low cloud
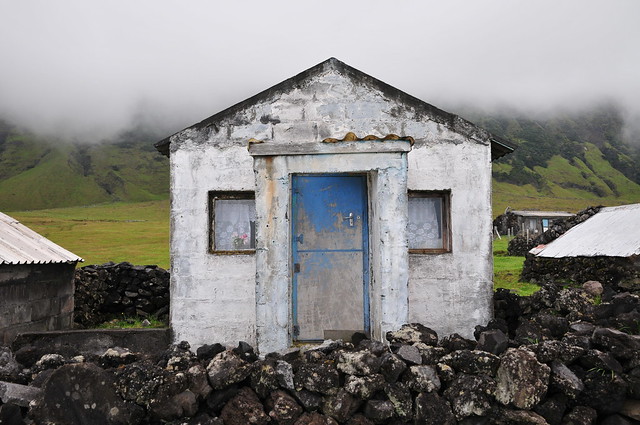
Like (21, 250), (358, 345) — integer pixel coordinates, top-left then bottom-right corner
(0, 0), (638, 142)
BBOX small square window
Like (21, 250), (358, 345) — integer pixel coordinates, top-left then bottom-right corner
(408, 191), (451, 253)
(209, 191), (256, 253)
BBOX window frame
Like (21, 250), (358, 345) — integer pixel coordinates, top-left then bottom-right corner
(208, 191), (256, 255)
(407, 190), (452, 254)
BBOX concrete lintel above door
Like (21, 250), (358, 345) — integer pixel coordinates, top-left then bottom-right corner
(248, 140), (412, 157)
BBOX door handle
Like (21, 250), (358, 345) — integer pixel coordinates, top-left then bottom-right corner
(343, 212), (354, 227)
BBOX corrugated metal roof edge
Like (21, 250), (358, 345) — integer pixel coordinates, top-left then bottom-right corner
(1, 258), (83, 265)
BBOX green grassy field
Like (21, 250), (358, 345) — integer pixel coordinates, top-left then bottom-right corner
(9, 200), (537, 294)
(492, 237), (539, 296)
(8, 200), (170, 269)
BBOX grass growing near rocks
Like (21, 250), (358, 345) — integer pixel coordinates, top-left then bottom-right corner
(8, 200), (170, 268)
(98, 316), (167, 329)
(493, 237), (539, 296)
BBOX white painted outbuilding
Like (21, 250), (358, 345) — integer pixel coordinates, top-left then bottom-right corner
(156, 58), (512, 353)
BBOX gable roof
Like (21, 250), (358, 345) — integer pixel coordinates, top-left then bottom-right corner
(155, 58), (513, 160)
(0, 212), (83, 265)
(530, 203), (640, 258)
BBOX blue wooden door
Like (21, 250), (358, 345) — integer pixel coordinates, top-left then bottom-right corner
(292, 174), (369, 341)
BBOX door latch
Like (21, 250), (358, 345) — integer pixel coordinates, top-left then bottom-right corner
(343, 212), (354, 227)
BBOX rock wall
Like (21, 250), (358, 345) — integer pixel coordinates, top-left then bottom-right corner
(73, 262), (170, 328)
(2, 281), (640, 424)
(523, 255), (640, 288)
(507, 206), (602, 257)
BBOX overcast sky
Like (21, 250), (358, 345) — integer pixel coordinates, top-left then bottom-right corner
(0, 0), (638, 142)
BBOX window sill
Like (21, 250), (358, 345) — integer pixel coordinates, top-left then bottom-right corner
(210, 250), (256, 255)
(409, 249), (451, 255)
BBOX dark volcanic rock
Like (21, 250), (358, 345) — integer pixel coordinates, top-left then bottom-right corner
(549, 360), (584, 399)
(494, 348), (550, 410)
(386, 323), (438, 346)
(296, 362), (340, 394)
(363, 399), (394, 423)
(321, 388), (361, 423)
(336, 350), (381, 375)
(294, 412), (339, 425)
(30, 363), (144, 425)
(196, 343), (225, 362)
(206, 351), (251, 390)
(414, 392), (456, 425)
(578, 369), (628, 415)
(444, 373), (496, 420)
(220, 387), (269, 425)
(402, 365), (441, 393)
(379, 353), (406, 383)
(343, 374), (385, 400)
(0, 403), (24, 425)
(440, 349), (500, 376)
(562, 405), (597, 425)
(266, 390), (304, 425)
(476, 329), (509, 355)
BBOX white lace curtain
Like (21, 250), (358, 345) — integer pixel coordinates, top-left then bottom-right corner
(214, 199), (256, 250)
(408, 197), (443, 249)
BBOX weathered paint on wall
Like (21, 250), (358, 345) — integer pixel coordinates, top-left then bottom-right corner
(251, 147), (410, 353)
(0, 263), (75, 344)
(407, 143), (494, 337)
(166, 61), (495, 350)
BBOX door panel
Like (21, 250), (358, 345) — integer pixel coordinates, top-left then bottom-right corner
(292, 175), (369, 341)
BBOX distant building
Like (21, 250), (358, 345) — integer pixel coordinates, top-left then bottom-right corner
(494, 209), (574, 237)
(526, 203), (640, 285)
(156, 58), (513, 352)
(0, 212), (83, 344)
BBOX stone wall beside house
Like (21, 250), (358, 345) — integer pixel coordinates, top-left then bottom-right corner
(0, 263), (75, 345)
(73, 262), (170, 328)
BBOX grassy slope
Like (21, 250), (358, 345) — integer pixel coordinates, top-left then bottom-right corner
(492, 143), (640, 217)
(8, 200), (170, 269)
(0, 134), (169, 211)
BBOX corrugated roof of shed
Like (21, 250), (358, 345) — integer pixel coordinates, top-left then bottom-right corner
(530, 203), (640, 258)
(0, 212), (83, 265)
(511, 210), (574, 218)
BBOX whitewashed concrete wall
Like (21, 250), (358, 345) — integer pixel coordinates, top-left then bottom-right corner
(170, 145), (257, 347)
(407, 142), (494, 339)
(167, 65), (494, 349)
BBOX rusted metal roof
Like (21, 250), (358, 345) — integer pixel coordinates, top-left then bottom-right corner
(0, 212), (83, 265)
(511, 210), (573, 218)
(530, 203), (640, 258)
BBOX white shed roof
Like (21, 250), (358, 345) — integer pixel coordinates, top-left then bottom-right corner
(511, 210), (573, 218)
(0, 212), (83, 265)
(530, 203), (640, 258)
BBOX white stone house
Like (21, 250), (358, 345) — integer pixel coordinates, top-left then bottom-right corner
(156, 58), (513, 353)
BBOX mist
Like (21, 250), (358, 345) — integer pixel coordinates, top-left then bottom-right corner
(1, 0), (638, 143)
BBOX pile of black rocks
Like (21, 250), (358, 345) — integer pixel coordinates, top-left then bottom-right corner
(74, 262), (170, 327)
(1, 281), (639, 425)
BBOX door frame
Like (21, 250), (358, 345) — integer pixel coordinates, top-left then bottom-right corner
(290, 173), (371, 342)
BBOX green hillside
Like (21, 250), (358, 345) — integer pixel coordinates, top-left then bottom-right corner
(0, 123), (169, 211)
(470, 104), (640, 215)
(1, 103), (639, 215)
